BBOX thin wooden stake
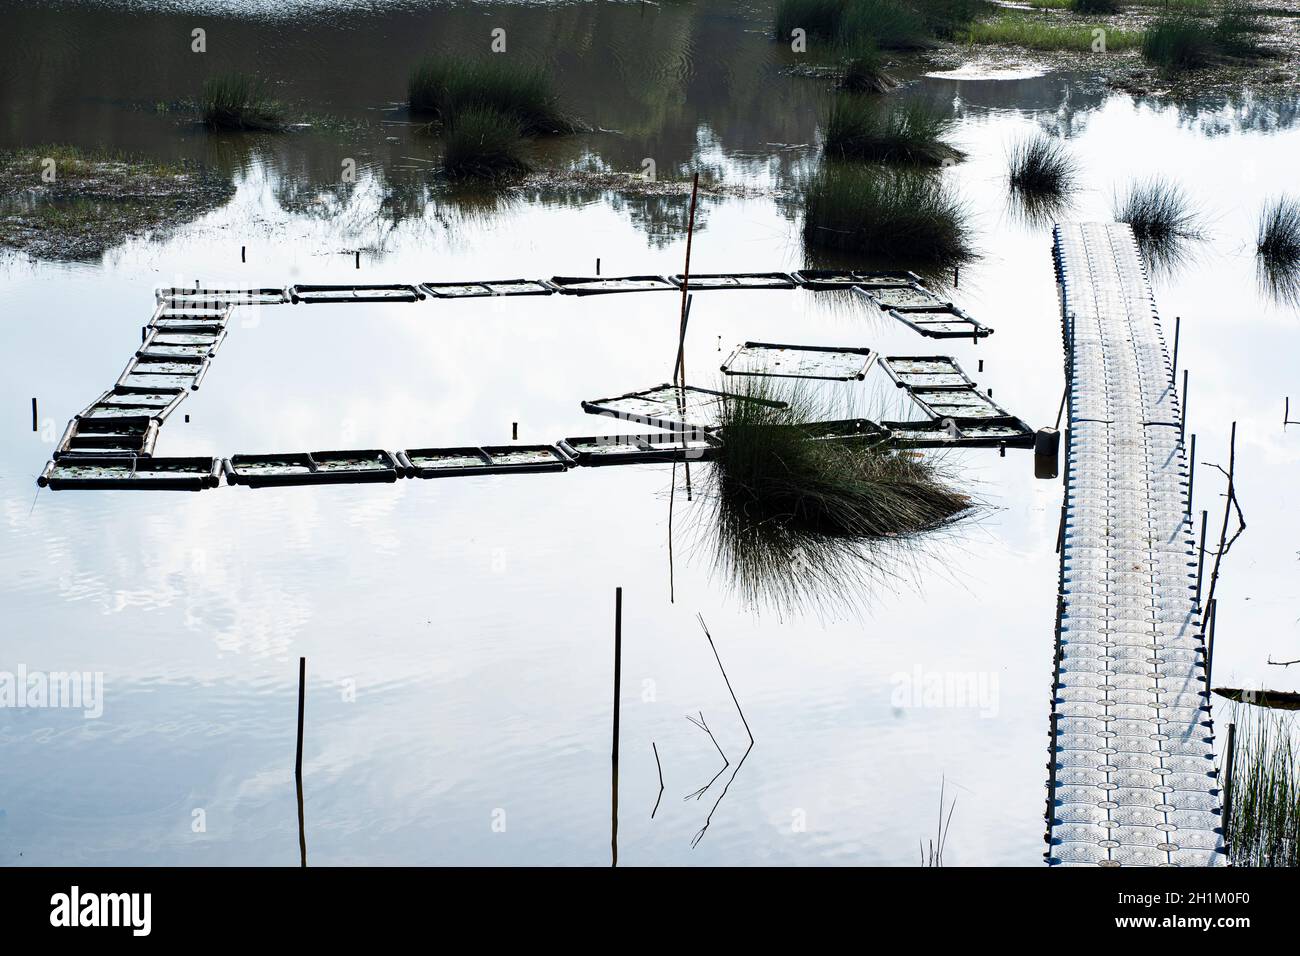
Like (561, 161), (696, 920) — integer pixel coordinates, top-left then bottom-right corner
(1180, 369), (1189, 444)
(1187, 433), (1196, 517)
(673, 173), (700, 385)
(1171, 315), (1181, 377)
(1222, 721), (1237, 847)
(295, 657), (306, 779)
(611, 587), (622, 867)
(241, 245), (246, 263)
(1195, 509), (1208, 609)
(31, 398), (37, 432)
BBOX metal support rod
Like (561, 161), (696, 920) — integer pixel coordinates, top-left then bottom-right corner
(1180, 368), (1189, 445)
(1204, 598), (1217, 689)
(611, 587), (622, 867)
(673, 174), (700, 386)
(1186, 433), (1196, 517)
(1195, 510), (1208, 610)
(31, 398), (37, 432)
(295, 657), (306, 779)
(1171, 315), (1181, 378)
(1222, 721), (1237, 846)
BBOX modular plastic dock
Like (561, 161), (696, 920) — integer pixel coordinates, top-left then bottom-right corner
(1047, 222), (1224, 867)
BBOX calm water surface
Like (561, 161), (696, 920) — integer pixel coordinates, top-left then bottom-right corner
(1, 0), (1297, 865)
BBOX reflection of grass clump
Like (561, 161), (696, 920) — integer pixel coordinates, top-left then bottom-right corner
(803, 163), (974, 265)
(408, 56), (580, 135)
(1226, 712), (1300, 867)
(705, 380), (973, 613)
(1256, 195), (1300, 305)
(824, 98), (961, 165)
(441, 108), (532, 180)
(201, 74), (287, 131)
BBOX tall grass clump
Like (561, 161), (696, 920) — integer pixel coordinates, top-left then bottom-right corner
(1226, 713), (1300, 867)
(803, 164), (974, 264)
(441, 108), (532, 180)
(839, 0), (933, 49)
(1212, 1), (1268, 58)
(1257, 195), (1300, 269)
(967, 13), (1142, 50)
(704, 379), (972, 614)
(774, 0), (847, 39)
(824, 98), (961, 165)
(1007, 133), (1076, 195)
(1114, 177), (1205, 267)
(201, 74), (286, 131)
(1142, 16), (1217, 68)
(407, 56), (579, 135)
(837, 37), (897, 93)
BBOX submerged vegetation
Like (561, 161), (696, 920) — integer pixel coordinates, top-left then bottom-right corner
(0, 146), (233, 260)
(408, 56), (580, 135)
(201, 73), (287, 131)
(1114, 177), (1205, 270)
(802, 163), (974, 264)
(704, 380), (973, 614)
(1226, 713), (1300, 867)
(824, 98), (961, 165)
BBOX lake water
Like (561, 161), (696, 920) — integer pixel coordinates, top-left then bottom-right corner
(1, 0), (1297, 865)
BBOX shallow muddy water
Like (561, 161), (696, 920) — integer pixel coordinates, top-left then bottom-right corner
(1, 0), (1298, 865)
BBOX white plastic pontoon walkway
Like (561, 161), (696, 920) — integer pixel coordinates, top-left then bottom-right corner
(1047, 223), (1225, 867)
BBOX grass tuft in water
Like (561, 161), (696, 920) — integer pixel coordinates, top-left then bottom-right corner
(1226, 712), (1300, 867)
(704, 379), (973, 615)
(408, 56), (580, 135)
(201, 74), (287, 132)
(1142, 16), (1218, 69)
(836, 37), (898, 93)
(440, 108), (532, 180)
(824, 98), (961, 165)
(802, 163), (974, 264)
(1007, 133), (1076, 195)
(965, 12), (1142, 50)
(1256, 195), (1300, 305)
(1114, 176), (1205, 270)
(1069, 0), (1119, 12)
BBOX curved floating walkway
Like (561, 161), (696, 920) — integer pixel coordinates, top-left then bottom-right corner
(1047, 223), (1225, 866)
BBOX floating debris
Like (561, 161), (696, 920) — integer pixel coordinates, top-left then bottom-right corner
(672, 272), (796, 290)
(550, 275), (677, 295)
(722, 342), (876, 382)
(582, 383), (786, 432)
(224, 450), (401, 487)
(398, 444), (569, 477)
(289, 284), (423, 304)
(38, 456), (220, 490)
(557, 432), (717, 466)
(420, 279), (554, 298)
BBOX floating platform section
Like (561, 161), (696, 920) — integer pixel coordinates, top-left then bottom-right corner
(670, 272), (796, 290)
(722, 342), (876, 381)
(791, 269), (925, 289)
(420, 279), (554, 298)
(117, 356), (209, 392)
(157, 287), (287, 307)
(713, 418), (890, 448)
(55, 417), (160, 459)
(883, 417), (1033, 448)
(557, 432), (717, 466)
(881, 356), (976, 389)
(290, 284), (423, 304)
(1049, 221), (1221, 868)
(79, 387), (187, 424)
(138, 328), (227, 361)
(224, 450), (401, 487)
(149, 304), (232, 332)
(38, 456), (220, 490)
(398, 445), (569, 478)
(549, 275), (676, 295)
(582, 383), (786, 432)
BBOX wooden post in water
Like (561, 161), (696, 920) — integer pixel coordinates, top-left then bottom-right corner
(31, 398), (37, 432)
(1172, 315), (1181, 377)
(1195, 510), (1208, 610)
(1180, 369), (1189, 444)
(673, 174), (700, 386)
(611, 587), (622, 867)
(1186, 433), (1196, 517)
(1222, 721), (1237, 849)
(295, 657), (306, 778)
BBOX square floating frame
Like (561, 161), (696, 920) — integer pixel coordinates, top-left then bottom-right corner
(38, 456), (220, 490)
(670, 273), (797, 290)
(859, 282), (948, 312)
(117, 356), (209, 392)
(224, 450), (401, 487)
(792, 269), (924, 289)
(880, 356), (976, 390)
(883, 417), (1034, 449)
(549, 275), (677, 295)
(712, 418), (891, 449)
(557, 431), (718, 466)
(398, 445), (570, 478)
(55, 418), (160, 459)
(908, 385), (1016, 421)
(420, 279), (555, 298)
(157, 287), (287, 307)
(581, 383), (787, 432)
(722, 342), (876, 381)
(289, 284), (424, 304)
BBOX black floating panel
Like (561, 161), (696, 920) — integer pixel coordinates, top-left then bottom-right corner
(883, 417), (1034, 449)
(399, 445), (569, 478)
(290, 284), (423, 304)
(557, 431), (717, 466)
(419, 279), (554, 298)
(670, 273), (796, 290)
(549, 275), (676, 295)
(38, 456), (220, 490)
(224, 450), (400, 487)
